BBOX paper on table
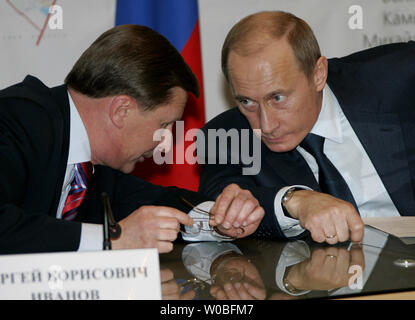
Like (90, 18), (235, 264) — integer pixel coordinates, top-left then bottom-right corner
(363, 217), (415, 245)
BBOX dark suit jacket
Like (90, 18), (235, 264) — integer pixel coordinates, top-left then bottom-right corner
(0, 75), (208, 254)
(198, 41), (415, 240)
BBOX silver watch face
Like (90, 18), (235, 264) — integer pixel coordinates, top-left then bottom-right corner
(282, 188), (296, 204)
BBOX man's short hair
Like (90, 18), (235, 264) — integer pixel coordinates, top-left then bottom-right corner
(222, 11), (321, 81)
(65, 24), (199, 110)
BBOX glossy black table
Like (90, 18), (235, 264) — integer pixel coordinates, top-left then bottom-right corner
(159, 226), (415, 300)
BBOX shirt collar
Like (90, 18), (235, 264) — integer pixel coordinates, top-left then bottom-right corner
(309, 84), (343, 144)
(67, 91), (92, 165)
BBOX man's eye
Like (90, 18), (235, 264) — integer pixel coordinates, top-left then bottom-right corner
(239, 99), (255, 108)
(274, 95), (284, 103)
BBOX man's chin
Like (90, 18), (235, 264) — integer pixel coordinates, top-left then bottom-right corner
(118, 162), (136, 174)
(264, 140), (297, 153)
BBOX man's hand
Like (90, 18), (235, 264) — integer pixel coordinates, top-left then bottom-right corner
(285, 190), (364, 244)
(209, 254), (266, 300)
(111, 206), (193, 253)
(160, 268), (195, 300)
(209, 184), (265, 238)
(285, 245), (365, 291)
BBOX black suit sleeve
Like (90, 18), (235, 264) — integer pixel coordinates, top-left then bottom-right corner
(78, 165), (212, 225)
(196, 108), (297, 239)
(199, 162), (297, 240)
(113, 172), (211, 220)
(0, 98), (81, 254)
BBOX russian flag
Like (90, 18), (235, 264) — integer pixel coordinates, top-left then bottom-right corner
(116, 0), (206, 191)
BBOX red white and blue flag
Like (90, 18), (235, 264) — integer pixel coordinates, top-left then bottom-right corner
(116, 0), (206, 191)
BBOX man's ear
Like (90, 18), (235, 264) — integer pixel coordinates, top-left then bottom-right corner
(109, 95), (134, 128)
(313, 56), (328, 91)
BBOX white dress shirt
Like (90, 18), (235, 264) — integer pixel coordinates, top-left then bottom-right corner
(58, 92), (221, 251)
(182, 242), (242, 284)
(57, 92), (102, 251)
(275, 85), (400, 238)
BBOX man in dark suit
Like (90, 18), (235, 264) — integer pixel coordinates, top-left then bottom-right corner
(198, 11), (415, 244)
(0, 25), (264, 254)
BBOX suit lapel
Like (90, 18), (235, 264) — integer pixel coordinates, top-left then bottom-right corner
(49, 84), (71, 217)
(6, 76), (70, 217)
(328, 67), (415, 216)
(345, 110), (414, 216)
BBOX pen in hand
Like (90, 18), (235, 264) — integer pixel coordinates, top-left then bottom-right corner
(102, 192), (122, 250)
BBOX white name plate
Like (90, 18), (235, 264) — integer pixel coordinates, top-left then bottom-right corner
(0, 248), (161, 300)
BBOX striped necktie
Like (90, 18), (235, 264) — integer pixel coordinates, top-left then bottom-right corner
(62, 162), (93, 221)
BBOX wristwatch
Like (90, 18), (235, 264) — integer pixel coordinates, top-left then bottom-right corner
(282, 187), (297, 207)
(283, 276), (306, 295)
(281, 187), (298, 218)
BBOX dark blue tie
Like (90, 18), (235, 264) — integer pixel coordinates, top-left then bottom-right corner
(300, 133), (359, 212)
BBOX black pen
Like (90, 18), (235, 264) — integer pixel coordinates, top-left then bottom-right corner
(102, 192), (122, 250)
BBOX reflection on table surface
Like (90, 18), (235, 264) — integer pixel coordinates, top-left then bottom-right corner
(159, 226), (415, 300)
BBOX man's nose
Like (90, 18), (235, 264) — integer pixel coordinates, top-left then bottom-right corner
(259, 106), (278, 134)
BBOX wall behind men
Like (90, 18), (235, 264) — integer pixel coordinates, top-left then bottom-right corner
(1, 0), (414, 121)
(198, 0), (415, 121)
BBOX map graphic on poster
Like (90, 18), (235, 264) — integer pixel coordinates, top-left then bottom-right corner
(0, 0), (115, 89)
(5, 0), (56, 45)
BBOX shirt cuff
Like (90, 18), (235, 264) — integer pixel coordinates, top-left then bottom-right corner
(275, 241), (311, 296)
(274, 185), (312, 238)
(182, 242), (242, 284)
(78, 223), (103, 251)
(181, 201), (233, 242)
